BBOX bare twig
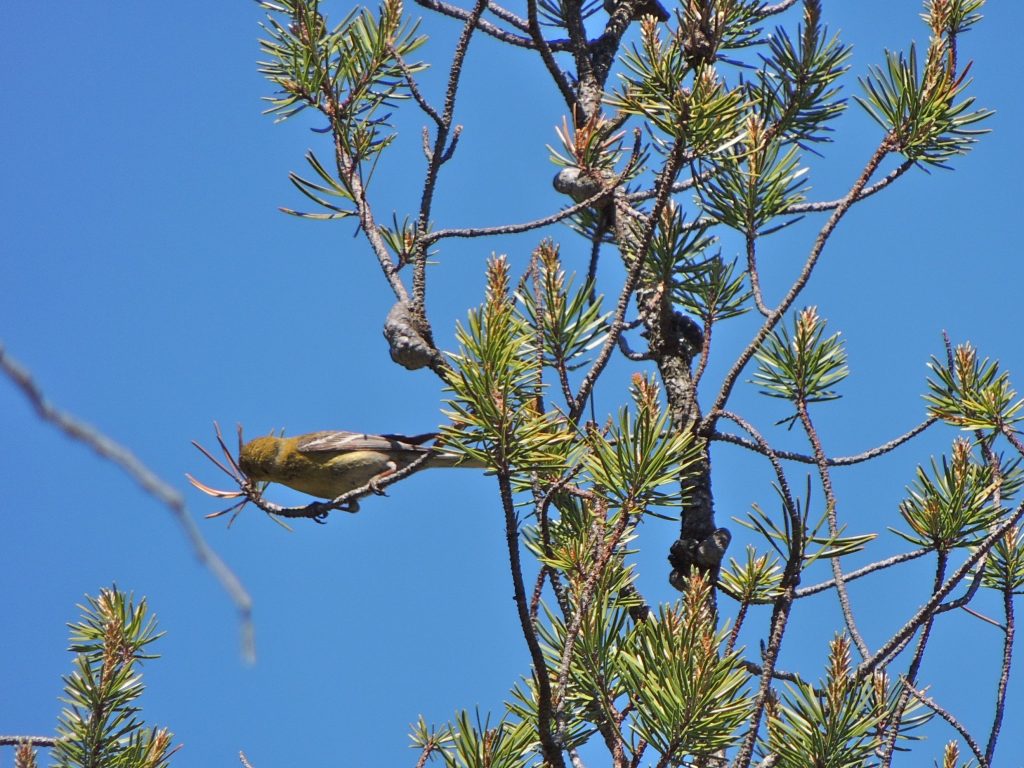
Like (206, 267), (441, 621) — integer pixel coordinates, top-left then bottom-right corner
(879, 553), (948, 767)
(733, 588), (797, 768)
(960, 605), (1005, 630)
(415, 0), (490, 310)
(415, 0), (572, 49)
(986, 584), (1015, 765)
(738, 660), (814, 690)
(717, 411), (800, 527)
(746, 232), (771, 317)
(424, 181), (620, 244)
(796, 399), (869, 658)
(711, 418), (937, 466)
(497, 469), (566, 768)
(783, 161), (913, 214)
(391, 46), (443, 127)
(720, 410), (803, 768)
(0, 344), (255, 660)
(755, 0), (800, 17)
(795, 548), (931, 598)
(526, 0), (580, 113)
(901, 683), (986, 766)
(0, 736), (58, 748)
(623, 163), (712, 203)
(485, 1), (531, 32)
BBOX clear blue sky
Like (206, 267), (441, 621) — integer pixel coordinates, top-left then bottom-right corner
(2, 2), (1023, 766)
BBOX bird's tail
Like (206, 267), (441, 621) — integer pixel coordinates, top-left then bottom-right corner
(426, 435), (488, 469)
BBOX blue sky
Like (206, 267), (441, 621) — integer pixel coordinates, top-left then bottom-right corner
(2, 2), (1023, 766)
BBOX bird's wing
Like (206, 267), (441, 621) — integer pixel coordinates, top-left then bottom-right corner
(295, 431), (439, 454)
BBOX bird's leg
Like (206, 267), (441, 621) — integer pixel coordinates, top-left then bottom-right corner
(367, 461), (399, 495)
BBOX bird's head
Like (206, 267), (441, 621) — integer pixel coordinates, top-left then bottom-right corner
(238, 436), (281, 481)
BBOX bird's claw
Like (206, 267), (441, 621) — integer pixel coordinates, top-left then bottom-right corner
(368, 462), (399, 496)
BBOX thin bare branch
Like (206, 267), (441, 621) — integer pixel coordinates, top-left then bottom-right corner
(721, 412), (802, 768)
(525, 0), (581, 113)
(390, 46), (443, 127)
(497, 470), (566, 768)
(0, 737), (58, 748)
(485, 1), (531, 32)
(795, 548), (931, 598)
(717, 411), (800, 525)
(960, 605), (1005, 630)
(333, 133), (412, 306)
(425, 185), (615, 243)
(711, 418), (937, 466)
(415, 0), (490, 309)
(901, 682), (987, 767)
(624, 163), (712, 203)
(879, 553), (948, 767)
(986, 584), (1015, 765)
(783, 161), (914, 214)
(796, 399), (869, 658)
(755, 0), (800, 18)
(739, 660), (814, 690)
(746, 232), (771, 317)
(0, 344), (254, 660)
(415, 0), (572, 49)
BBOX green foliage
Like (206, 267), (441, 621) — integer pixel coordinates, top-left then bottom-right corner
(258, 0), (426, 123)
(644, 201), (745, 318)
(283, 150), (358, 220)
(444, 256), (572, 472)
(752, 306), (848, 417)
(740, 481), (875, 569)
(894, 437), (1021, 550)
(518, 242), (611, 373)
(530, 590), (634, 744)
(982, 524), (1024, 594)
(719, 544), (783, 603)
(617, 573), (751, 763)
(698, 117), (809, 234)
(753, 0), (851, 147)
(584, 375), (701, 511)
(610, 19), (746, 150)
(925, 343), (1024, 431)
(763, 637), (928, 768)
(257, 0), (427, 215)
(54, 587), (173, 768)
(415, 710), (536, 768)
(549, 113), (631, 175)
(677, 0), (764, 60)
(856, 27), (992, 166)
(675, 249), (751, 323)
(923, 0), (985, 35)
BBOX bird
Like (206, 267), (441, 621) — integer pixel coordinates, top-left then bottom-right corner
(238, 430), (484, 501)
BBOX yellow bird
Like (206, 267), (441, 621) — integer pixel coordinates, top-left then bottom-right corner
(238, 430), (482, 500)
